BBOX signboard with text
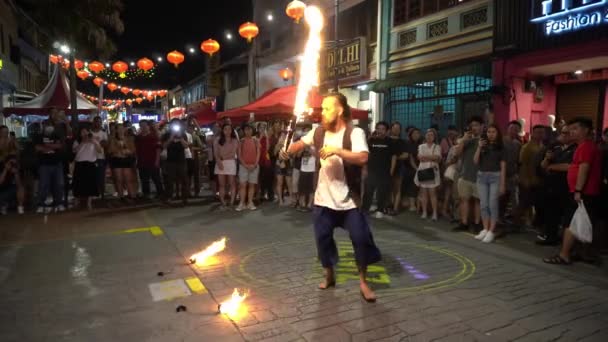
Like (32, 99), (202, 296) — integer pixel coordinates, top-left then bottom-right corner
(531, 0), (608, 35)
(320, 37), (367, 83)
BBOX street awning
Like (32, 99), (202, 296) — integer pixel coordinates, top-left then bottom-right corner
(188, 104), (217, 126)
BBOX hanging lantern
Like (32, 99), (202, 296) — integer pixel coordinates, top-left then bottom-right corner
(150, 91), (157, 97)
(201, 39), (220, 56)
(77, 70), (90, 80)
(137, 57), (154, 71)
(93, 77), (104, 87)
(132, 89), (142, 96)
(279, 68), (294, 81)
(158, 90), (167, 97)
(107, 83), (118, 92)
(166, 50), (185, 68)
(88, 61), (105, 73)
(126, 99), (133, 106)
(112, 61), (129, 74)
(62, 60), (70, 69)
(74, 59), (84, 70)
(121, 87), (130, 95)
(239, 22), (259, 43)
(50, 55), (59, 64)
(135, 97), (143, 104)
(146, 94), (154, 101)
(286, 0), (306, 23)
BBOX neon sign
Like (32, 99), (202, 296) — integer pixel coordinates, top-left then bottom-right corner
(531, 0), (608, 35)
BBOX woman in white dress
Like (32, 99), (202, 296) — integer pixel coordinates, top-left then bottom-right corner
(414, 129), (442, 221)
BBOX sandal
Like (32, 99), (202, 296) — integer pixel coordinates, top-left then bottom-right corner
(542, 255), (571, 265)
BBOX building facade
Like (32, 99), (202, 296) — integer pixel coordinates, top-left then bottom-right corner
(374, 0), (494, 132)
(493, 0), (608, 133)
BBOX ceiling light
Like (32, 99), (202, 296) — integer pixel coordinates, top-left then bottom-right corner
(574, 70), (583, 75)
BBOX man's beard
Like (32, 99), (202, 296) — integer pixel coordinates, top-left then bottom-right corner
(322, 117), (338, 131)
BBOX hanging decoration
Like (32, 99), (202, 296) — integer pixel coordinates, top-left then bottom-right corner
(132, 89), (142, 96)
(50, 55), (60, 64)
(99, 67), (156, 80)
(146, 94), (154, 101)
(167, 50), (185, 68)
(112, 61), (128, 74)
(158, 90), (168, 97)
(201, 39), (220, 56)
(120, 87), (131, 95)
(137, 57), (154, 71)
(93, 77), (104, 87)
(77, 70), (90, 80)
(88, 61), (105, 73)
(107, 83), (118, 92)
(135, 98), (143, 104)
(74, 60), (84, 70)
(126, 99), (133, 106)
(239, 22), (259, 43)
(286, 0), (306, 23)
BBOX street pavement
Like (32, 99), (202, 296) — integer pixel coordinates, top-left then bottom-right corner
(1, 197), (608, 342)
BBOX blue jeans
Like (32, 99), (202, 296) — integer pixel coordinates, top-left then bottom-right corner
(37, 163), (64, 207)
(477, 172), (500, 222)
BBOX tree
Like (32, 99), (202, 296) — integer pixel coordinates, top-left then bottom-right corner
(17, 0), (125, 124)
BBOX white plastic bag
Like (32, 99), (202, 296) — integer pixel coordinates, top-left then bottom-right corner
(569, 201), (593, 243)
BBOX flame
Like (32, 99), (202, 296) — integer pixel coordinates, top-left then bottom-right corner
(219, 288), (248, 318)
(293, 6), (324, 121)
(189, 237), (226, 266)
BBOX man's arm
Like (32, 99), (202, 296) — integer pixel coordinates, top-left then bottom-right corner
(286, 140), (306, 155)
(547, 163), (570, 172)
(390, 155), (397, 176)
(575, 163), (591, 192)
(336, 150), (368, 166)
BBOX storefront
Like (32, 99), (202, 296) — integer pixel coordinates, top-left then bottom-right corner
(493, 0), (608, 133)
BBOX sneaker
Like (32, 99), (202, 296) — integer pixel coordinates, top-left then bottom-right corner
(247, 204), (257, 211)
(36, 206), (46, 214)
(0, 206), (7, 215)
(55, 205), (66, 213)
(475, 229), (489, 240)
(431, 213), (438, 221)
(374, 211), (384, 219)
(482, 231), (495, 243)
(421, 212), (427, 220)
(17, 206), (24, 215)
(235, 204), (245, 212)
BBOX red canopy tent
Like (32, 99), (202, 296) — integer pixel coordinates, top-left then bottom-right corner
(218, 85), (369, 124)
(187, 103), (217, 126)
(1, 65), (97, 117)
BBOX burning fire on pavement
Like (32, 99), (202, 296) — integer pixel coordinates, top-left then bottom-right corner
(218, 288), (249, 319)
(189, 237), (227, 266)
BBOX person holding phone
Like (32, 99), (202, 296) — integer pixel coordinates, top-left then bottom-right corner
(162, 120), (189, 205)
(72, 127), (102, 210)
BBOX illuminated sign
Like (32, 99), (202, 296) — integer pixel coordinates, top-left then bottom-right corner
(0, 59), (3, 70)
(531, 0), (608, 35)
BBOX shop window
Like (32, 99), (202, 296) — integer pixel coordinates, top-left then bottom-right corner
(398, 29), (417, 48)
(394, 0), (471, 26)
(462, 7), (488, 30)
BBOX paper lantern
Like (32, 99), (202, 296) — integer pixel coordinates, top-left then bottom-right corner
(201, 39), (220, 56)
(158, 90), (167, 97)
(77, 70), (90, 80)
(93, 77), (104, 87)
(74, 59), (84, 70)
(146, 94), (154, 101)
(279, 68), (294, 81)
(126, 99), (133, 106)
(239, 22), (259, 43)
(121, 87), (130, 95)
(137, 57), (154, 71)
(286, 0), (306, 23)
(107, 83), (118, 92)
(132, 89), (142, 96)
(50, 55), (59, 64)
(88, 61), (104, 73)
(62, 60), (70, 69)
(167, 50), (185, 68)
(112, 61), (128, 74)
(135, 97), (143, 104)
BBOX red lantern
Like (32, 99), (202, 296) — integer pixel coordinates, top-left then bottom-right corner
(112, 61), (129, 74)
(50, 55), (59, 64)
(166, 50), (185, 68)
(74, 59), (84, 70)
(279, 68), (294, 81)
(93, 77), (104, 87)
(132, 89), (142, 96)
(88, 61), (105, 73)
(77, 70), (90, 80)
(239, 22), (259, 43)
(158, 90), (167, 97)
(146, 94), (154, 101)
(135, 97), (143, 104)
(286, 0), (306, 23)
(201, 39), (220, 56)
(121, 87), (130, 95)
(137, 57), (154, 71)
(62, 60), (70, 69)
(107, 83), (118, 92)
(126, 99), (133, 106)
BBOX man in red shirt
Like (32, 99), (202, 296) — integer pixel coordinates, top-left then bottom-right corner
(544, 117), (602, 265)
(136, 120), (164, 199)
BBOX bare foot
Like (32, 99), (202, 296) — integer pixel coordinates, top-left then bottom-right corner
(360, 282), (376, 302)
(318, 277), (335, 289)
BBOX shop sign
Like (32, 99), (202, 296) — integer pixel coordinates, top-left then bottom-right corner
(131, 113), (159, 123)
(321, 37), (367, 82)
(531, 0), (608, 36)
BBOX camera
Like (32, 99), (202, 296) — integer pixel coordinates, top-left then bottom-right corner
(171, 124), (181, 133)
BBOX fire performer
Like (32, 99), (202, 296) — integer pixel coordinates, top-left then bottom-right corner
(281, 93), (381, 302)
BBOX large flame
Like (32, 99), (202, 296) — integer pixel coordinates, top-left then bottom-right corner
(189, 237), (226, 266)
(293, 5), (324, 121)
(219, 288), (248, 318)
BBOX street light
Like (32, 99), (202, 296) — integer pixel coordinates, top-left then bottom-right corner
(60, 45), (70, 54)
(226, 33), (233, 40)
(157, 57), (162, 62)
(189, 47), (195, 54)
(130, 61), (135, 66)
(267, 13), (274, 21)
(105, 63), (110, 68)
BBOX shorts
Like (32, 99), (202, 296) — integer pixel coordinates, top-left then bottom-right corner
(276, 165), (293, 177)
(298, 172), (314, 194)
(238, 165), (259, 184)
(215, 159), (237, 176)
(457, 178), (479, 199)
(110, 157), (134, 169)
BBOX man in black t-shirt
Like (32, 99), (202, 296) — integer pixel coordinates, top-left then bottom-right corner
(362, 122), (397, 218)
(162, 120), (189, 204)
(34, 120), (65, 213)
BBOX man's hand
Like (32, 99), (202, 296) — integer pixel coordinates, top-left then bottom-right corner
(279, 150), (290, 161)
(574, 191), (582, 203)
(319, 146), (341, 160)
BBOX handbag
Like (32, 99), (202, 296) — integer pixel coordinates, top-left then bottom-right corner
(417, 145), (437, 182)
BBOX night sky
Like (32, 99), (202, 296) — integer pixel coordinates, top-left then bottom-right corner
(83, 0), (253, 92)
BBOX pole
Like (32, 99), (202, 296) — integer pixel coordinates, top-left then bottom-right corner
(98, 81), (104, 118)
(333, 0), (339, 92)
(68, 52), (78, 127)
